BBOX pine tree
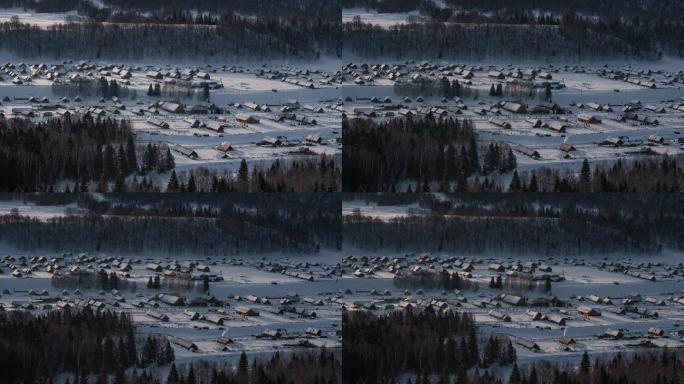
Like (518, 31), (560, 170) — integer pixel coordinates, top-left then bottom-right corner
(483, 336), (500, 366)
(580, 158), (592, 191)
(509, 363), (521, 384)
(167, 170), (180, 192)
(238, 351), (249, 374)
(125, 136), (137, 174)
(117, 337), (127, 368)
(162, 148), (175, 171)
(141, 337), (157, 367)
(187, 173), (197, 192)
(126, 327), (137, 366)
(202, 84), (210, 100)
(114, 174), (127, 193)
(167, 363), (179, 383)
(580, 351), (591, 374)
(544, 83), (552, 100)
(509, 170), (522, 191)
(238, 159), (249, 188)
(161, 340), (174, 364)
(505, 148), (517, 171)
(529, 172), (539, 192)
(467, 324), (479, 367)
(445, 337), (456, 370)
(445, 144), (457, 180)
(503, 340), (517, 364)
(468, 136), (479, 174)
(202, 276), (210, 292)
(529, 365), (538, 384)
(103, 144), (115, 181)
(103, 337), (115, 372)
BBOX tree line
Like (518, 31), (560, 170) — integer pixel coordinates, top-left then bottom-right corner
(343, 19), (652, 62)
(52, 77), (133, 99)
(0, 0), (340, 22)
(393, 269), (476, 291)
(383, 350), (684, 384)
(343, 309), (516, 384)
(0, 0), (81, 12)
(394, 78), (477, 100)
(343, 209), (670, 255)
(0, 11), (340, 61)
(509, 157), (684, 193)
(88, 0), (340, 22)
(0, 198), (340, 254)
(0, 116), (173, 192)
(52, 268), (132, 291)
(158, 350), (340, 384)
(19, 192), (342, 250)
(76, 192), (342, 250)
(166, 156), (340, 193)
(0, 308), (173, 384)
(349, 192), (684, 252)
(467, 350), (684, 384)
(343, 0), (684, 59)
(343, 117), (515, 192)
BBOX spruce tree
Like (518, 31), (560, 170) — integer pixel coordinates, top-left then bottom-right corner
(509, 363), (521, 384)
(509, 170), (522, 192)
(580, 351), (591, 374)
(187, 173), (197, 193)
(103, 337), (115, 372)
(167, 363), (179, 383)
(167, 171), (180, 192)
(580, 158), (592, 191)
(238, 159), (249, 184)
(125, 136), (137, 174)
(238, 351), (249, 374)
(529, 172), (539, 192)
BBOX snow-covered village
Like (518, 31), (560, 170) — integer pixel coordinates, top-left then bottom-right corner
(1, 0), (684, 384)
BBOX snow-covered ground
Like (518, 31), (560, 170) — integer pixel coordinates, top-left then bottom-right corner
(342, 7), (426, 27)
(0, 250), (343, 362)
(339, 250), (684, 366)
(0, 199), (84, 219)
(341, 199), (684, 366)
(0, 8), (84, 26)
(341, 60), (684, 178)
(0, 60), (343, 179)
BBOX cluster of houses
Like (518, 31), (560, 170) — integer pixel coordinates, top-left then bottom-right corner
(593, 259), (684, 281)
(0, 251), (340, 354)
(135, 98), (332, 142)
(255, 66), (345, 88)
(342, 61), (564, 89)
(339, 61), (684, 165)
(598, 66), (684, 89)
(338, 251), (684, 355)
(252, 258), (343, 281)
(2, 61), (67, 85)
